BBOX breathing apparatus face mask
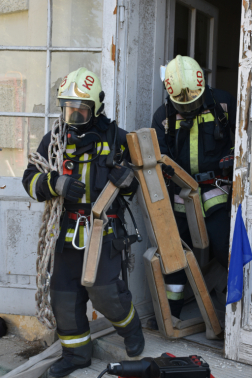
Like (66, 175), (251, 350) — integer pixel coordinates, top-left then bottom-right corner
(170, 90), (205, 131)
(60, 99), (94, 126)
(171, 88), (204, 114)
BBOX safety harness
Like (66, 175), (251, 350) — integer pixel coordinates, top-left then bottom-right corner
(164, 87), (232, 215)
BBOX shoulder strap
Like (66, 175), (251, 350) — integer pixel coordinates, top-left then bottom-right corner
(209, 88), (228, 127)
(166, 100), (176, 137)
(106, 120), (119, 168)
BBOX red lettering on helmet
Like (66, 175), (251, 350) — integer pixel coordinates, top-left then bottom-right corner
(83, 75), (95, 90)
(165, 78), (173, 94)
(60, 75), (68, 87)
(196, 71), (203, 78)
(86, 76), (95, 83)
(197, 79), (203, 87)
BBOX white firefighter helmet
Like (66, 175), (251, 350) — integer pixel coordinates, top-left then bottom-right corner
(164, 55), (205, 113)
(57, 67), (104, 125)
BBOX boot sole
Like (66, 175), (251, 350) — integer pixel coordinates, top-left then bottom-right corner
(49, 359), (91, 377)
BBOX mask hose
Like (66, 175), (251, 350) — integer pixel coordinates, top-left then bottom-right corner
(64, 130), (104, 164)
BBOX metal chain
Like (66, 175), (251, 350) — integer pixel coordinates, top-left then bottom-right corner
(28, 115), (67, 330)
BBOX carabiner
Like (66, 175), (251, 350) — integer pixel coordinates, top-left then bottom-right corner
(72, 215), (90, 250)
(214, 179), (230, 195)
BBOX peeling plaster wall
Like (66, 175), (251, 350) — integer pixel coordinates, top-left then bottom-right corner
(122, 0), (157, 316)
(125, 0), (156, 132)
(134, 0), (156, 130)
(225, 0), (252, 364)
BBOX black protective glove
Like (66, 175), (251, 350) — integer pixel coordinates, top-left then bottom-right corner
(54, 174), (86, 202)
(162, 163), (175, 180)
(108, 160), (135, 189)
(219, 148), (234, 176)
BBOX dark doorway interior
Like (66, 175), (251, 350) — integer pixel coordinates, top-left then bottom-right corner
(207, 0), (241, 98)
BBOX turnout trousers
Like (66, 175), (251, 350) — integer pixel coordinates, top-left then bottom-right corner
(164, 208), (230, 317)
(50, 236), (140, 365)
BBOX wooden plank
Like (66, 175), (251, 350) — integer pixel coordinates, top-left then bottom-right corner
(136, 167), (187, 274)
(81, 219), (104, 286)
(159, 155), (198, 191)
(185, 250), (222, 337)
(126, 129), (161, 167)
(151, 256), (206, 339)
(151, 255), (174, 337)
(173, 323), (206, 338)
(189, 191), (209, 248)
(92, 181), (119, 219)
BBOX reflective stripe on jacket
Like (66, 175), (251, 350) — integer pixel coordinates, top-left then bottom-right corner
(152, 85), (236, 216)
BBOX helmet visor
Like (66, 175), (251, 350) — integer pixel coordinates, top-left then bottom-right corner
(170, 89), (204, 113)
(60, 99), (94, 125)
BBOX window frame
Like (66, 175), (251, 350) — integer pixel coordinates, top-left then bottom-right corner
(0, 0), (116, 135)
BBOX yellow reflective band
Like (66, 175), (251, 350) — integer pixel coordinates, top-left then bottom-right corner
(78, 154), (85, 204)
(65, 228), (75, 242)
(58, 331), (91, 348)
(166, 291), (184, 300)
(175, 120), (181, 130)
(110, 302), (135, 328)
(29, 173), (41, 200)
(189, 118), (199, 175)
(174, 203), (186, 213)
(121, 145), (125, 152)
(65, 144), (77, 156)
(103, 227), (113, 236)
(203, 193), (228, 212)
(47, 172), (58, 197)
(79, 224), (85, 249)
(85, 154), (92, 203)
(97, 142), (110, 155)
(122, 192), (133, 197)
(198, 188), (205, 218)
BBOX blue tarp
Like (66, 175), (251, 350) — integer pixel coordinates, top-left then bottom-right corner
(226, 204), (252, 305)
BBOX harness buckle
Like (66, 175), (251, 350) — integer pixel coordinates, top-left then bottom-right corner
(194, 171), (215, 183)
(72, 213), (90, 250)
(218, 114), (228, 126)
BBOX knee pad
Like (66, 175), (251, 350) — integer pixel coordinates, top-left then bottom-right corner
(87, 281), (132, 321)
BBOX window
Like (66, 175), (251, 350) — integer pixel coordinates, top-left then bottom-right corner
(0, 0), (104, 177)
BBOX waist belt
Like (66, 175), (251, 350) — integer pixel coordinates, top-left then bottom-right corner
(67, 210), (118, 225)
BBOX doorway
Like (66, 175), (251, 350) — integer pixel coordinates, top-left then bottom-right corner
(150, 0), (241, 349)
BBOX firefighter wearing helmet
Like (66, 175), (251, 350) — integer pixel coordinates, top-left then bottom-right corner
(23, 67), (144, 377)
(150, 55), (236, 324)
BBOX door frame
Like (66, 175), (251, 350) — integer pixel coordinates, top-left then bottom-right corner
(152, 0), (218, 116)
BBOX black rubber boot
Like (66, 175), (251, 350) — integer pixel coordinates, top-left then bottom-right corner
(146, 316), (158, 331)
(49, 357), (91, 377)
(146, 299), (184, 331)
(124, 326), (145, 357)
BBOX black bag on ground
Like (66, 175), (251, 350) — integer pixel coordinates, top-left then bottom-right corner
(0, 317), (7, 337)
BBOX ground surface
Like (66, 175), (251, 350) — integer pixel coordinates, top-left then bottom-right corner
(1, 329), (252, 378)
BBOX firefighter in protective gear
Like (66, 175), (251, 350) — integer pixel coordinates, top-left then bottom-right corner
(151, 55), (236, 320)
(23, 67), (144, 378)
